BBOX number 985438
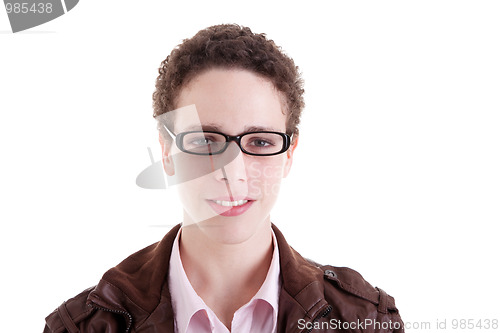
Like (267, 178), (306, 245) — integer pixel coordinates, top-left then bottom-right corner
(5, 2), (53, 14)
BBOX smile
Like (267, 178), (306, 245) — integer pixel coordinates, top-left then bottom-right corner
(213, 199), (249, 207)
(207, 198), (254, 217)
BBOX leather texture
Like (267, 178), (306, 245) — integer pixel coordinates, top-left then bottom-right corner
(44, 224), (404, 333)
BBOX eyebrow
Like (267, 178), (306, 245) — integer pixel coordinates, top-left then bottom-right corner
(244, 125), (282, 133)
(181, 124), (282, 134)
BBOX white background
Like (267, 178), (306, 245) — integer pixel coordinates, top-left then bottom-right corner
(1, 1), (499, 332)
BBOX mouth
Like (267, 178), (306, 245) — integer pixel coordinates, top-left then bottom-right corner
(213, 199), (249, 207)
(207, 198), (255, 216)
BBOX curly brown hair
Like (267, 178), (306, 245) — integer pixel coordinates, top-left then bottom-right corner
(152, 24), (304, 139)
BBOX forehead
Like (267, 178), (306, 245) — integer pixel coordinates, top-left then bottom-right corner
(173, 68), (287, 134)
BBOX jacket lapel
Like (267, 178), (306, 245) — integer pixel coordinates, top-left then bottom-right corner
(272, 225), (330, 333)
(88, 224), (181, 331)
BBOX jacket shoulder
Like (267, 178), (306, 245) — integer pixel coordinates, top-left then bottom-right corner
(307, 259), (399, 313)
(44, 287), (95, 333)
(44, 286), (128, 333)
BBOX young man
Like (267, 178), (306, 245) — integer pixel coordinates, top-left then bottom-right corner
(44, 24), (404, 333)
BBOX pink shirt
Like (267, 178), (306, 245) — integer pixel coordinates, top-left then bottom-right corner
(168, 228), (281, 333)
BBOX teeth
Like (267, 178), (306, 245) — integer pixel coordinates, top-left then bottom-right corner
(214, 200), (248, 207)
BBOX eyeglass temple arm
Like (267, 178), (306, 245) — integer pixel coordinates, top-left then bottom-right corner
(162, 124), (177, 139)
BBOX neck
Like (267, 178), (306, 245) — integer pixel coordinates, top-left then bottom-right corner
(178, 217), (274, 327)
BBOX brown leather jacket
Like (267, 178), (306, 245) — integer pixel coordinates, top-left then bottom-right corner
(44, 224), (404, 333)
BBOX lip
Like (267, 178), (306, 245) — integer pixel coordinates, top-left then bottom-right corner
(209, 196), (254, 201)
(206, 199), (255, 217)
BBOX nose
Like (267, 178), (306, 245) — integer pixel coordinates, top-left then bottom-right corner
(215, 142), (248, 183)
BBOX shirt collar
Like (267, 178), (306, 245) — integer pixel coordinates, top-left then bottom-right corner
(168, 226), (281, 333)
(249, 229), (280, 316)
(168, 228), (208, 333)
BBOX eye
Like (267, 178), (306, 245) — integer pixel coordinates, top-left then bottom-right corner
(243, 134), (279, 150)
(180, 132), (228, 154)
(189, 137), (213, 146)
(250, 139), (274, 147)
(241, 132), (285, 155)
(185, 133), (221, 147)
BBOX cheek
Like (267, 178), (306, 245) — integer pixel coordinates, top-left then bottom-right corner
(176, 175), (205, 206)
(176, 183), (196, 208)
(171, 153), (221, 185)
(247, 159), (286, 198)
(176, 175), (218, 224)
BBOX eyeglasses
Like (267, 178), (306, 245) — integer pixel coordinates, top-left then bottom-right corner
(163, 125), (291, 156)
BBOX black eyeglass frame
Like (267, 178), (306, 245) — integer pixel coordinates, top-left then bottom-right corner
(163, 125), (292, 156)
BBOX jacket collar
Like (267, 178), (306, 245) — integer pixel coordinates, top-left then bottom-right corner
(272, 225), (330, 332)
(87, 224), (329, 332)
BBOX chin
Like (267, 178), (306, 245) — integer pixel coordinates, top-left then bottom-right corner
(197, 214), (269, 245)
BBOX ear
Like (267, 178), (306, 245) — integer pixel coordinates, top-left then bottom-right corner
(283, 135), (298, 178)
(159, 133), (176, 176)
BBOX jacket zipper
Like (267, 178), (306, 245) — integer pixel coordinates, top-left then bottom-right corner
(88, 302), (133, 333)
(303, 304), (333, 333)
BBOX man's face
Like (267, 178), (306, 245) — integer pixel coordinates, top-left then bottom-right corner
(160, 68), (296, 244)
